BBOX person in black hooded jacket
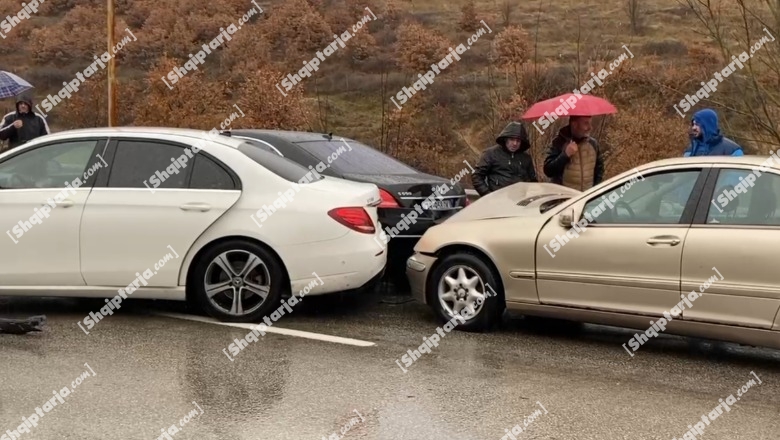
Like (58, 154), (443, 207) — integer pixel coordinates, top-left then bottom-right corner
(471, 121), (537, 196)
(0, 96), (50, 151)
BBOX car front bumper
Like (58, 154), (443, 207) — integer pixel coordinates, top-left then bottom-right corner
(406, 252), (437, 304)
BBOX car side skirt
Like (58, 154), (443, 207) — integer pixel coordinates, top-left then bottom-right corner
(507, 302), (780, 350)
(0, 286), (186, 300)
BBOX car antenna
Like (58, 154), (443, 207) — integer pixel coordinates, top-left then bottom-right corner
(324, 132), (332, 141)
(220, 130), (231, 137)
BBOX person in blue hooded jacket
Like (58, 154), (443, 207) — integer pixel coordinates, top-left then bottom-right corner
(683, 108), (743, 157)
(681, 109), (745, 216)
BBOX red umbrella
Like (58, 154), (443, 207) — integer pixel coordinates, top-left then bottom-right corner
(520, 93), (617, 120)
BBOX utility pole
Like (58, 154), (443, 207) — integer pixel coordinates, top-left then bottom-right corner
(107, 0), (117, 126)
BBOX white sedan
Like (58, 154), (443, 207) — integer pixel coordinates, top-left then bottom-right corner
(0, 127), (386, 322)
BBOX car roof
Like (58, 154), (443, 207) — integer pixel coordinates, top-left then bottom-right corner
(229, 129), (353, 144)
(27, 127), (247, 149)
(643, 156), (780, 168)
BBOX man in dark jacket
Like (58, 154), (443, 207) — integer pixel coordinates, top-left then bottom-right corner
(471, 121), (537, 196)
(543, 116), (604, 191)
(683, 108), (743, 157)
(0, 96), (50, 151)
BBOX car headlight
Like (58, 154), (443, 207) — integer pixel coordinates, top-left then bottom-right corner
(406, 255), (426, 272)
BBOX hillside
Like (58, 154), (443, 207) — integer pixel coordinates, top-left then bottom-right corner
(0, 0), (778, 182)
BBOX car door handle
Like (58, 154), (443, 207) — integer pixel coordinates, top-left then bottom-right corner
(646, 236), (680, 246)
(179, 203), (211, 212)
(42, 200), (73, 208)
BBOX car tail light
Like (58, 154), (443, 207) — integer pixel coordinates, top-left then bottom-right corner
(378, 189), (401, 208)
(328, 207), (376, 234)
(464, 197), (471, 206)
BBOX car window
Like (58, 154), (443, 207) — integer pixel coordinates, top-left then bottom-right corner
(583, 170), (700, 224)
(235, 137), (284, 156)
(0, 140), (98, 189)
(189, 154), (236, 190)
(706, 169), (780, 225)
(256, 135), (343, 177)
(108, 141), (189, 189)
(298, 140), (418, 175)
(237, 141), (321, 183)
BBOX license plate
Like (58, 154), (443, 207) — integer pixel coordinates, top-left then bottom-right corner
(429, 199), (453, 210)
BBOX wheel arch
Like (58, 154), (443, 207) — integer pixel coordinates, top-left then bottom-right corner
(184, 235), (292, 303)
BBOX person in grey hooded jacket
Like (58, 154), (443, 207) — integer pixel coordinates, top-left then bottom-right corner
(471, 121), (537, 196)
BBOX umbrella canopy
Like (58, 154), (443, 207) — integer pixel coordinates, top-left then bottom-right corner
(521, 93), (617, 120)
(0, 71), (33, 100)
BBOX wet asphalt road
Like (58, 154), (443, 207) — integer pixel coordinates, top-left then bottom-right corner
(0, 286), (779, 440)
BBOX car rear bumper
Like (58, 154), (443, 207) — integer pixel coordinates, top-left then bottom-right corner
(406, 252), (437, 304)
(284, 230), (387, 297)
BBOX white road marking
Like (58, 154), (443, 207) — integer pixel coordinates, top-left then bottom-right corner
(157, 312), (376, 347)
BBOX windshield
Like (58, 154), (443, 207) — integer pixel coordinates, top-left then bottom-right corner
(238, 142), (322, 183)
(297, 139), (419, 175)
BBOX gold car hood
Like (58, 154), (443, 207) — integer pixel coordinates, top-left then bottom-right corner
(447, 183), (581, 222)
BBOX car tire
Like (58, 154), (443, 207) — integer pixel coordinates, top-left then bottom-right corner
(427, 252), (504, 332)
(190, 240), (285, 323)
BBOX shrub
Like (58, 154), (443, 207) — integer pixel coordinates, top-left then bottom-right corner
(394, 22), (452, 73)
(459, 1), (479, 33)
(601, 104), (688, 176)
(28, 6), (129, 65)
(640, 40), (688, 57)
(25, 66), (73, 91)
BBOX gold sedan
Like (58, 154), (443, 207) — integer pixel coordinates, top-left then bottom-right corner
(407, 156), (780, 350)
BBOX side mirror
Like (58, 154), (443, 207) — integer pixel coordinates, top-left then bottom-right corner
(558, 209), (574, 228)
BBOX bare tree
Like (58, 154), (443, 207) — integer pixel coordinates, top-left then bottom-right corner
(684, 0), (780, 149)
(459, 0), (480, 32)
(626, 0), (643, 35)
(499, 0), (514, 28)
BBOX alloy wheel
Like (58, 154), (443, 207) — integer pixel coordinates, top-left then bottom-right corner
(203, 250), (271, 317)
(437, 265), (487, 320)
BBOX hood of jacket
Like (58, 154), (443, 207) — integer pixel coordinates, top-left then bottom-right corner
(15, 95), (34, 114)
(690, 108), (723, 155)
(495, 121), (531, 153)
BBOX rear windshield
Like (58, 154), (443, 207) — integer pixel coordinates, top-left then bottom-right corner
(239, 138), (284, 156)
(298, 139), (418, 175)
(238, 142), (322, 183)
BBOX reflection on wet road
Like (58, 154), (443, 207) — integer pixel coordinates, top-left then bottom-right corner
(1, 289), (778, 439)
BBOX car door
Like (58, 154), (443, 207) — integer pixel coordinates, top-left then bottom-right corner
(0, 138), (106, 285)
(536, 166), (709, 316)
(680, 166), (780, 329)
(79, 138), (241, 287)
